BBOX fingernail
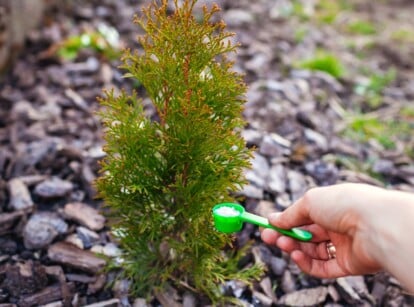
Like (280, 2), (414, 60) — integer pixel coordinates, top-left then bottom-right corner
(269, 212), (282, 222)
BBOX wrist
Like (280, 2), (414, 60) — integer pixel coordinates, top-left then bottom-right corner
(362, 190), (414, 291)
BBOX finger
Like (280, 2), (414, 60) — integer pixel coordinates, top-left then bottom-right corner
(303, 224), (330, 242)
(268, 198), (312, 229)
(261, 228), (281, 246)
(291, 250), (347, 279)
(276, 236), (331, 260)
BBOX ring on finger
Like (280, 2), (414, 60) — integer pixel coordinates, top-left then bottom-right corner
(326, 241), (336, 259)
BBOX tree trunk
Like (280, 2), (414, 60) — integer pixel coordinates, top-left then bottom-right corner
(0, 0), (44, 73)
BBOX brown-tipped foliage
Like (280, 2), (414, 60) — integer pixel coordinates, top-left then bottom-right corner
(97, 0), (262, 302)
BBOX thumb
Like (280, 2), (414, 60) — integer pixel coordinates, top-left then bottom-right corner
(268, 197), (312, 229)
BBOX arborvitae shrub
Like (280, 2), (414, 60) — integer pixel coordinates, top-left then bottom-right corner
(97, 0), (263, 303)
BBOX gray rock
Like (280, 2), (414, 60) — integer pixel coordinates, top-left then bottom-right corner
(336, 276), (375, 305)
(113, 279), (130, 307)
(276, 193), (292, 209)
(251, 152), (270, 174)
(102, 243), (122, 258)
(76, 226), (100, 249)
(279, 287), (329, 306)
(241, 129), (263, 146)
(133, 298), (148, 307)
(260, 134), (291, 157)
(305, 160), (338, 185)
(270, 256), (287, 276)
(34, 177), (73, 198)
(24, 212), (68, 249)
(269, 0), (293, 21)
(253, 200), (278, 218)
(287, 170), (307, 201)
(223, 9), (254, 27)
(83, 298), (120, 307)
(65, 233), (84, 249)
(267, 164), (287, 194)
(183, 292), (197, 307)
(304, 128), (328, 151)
(240, 184), (264, 199)
(281, 270), (297, 293)
(8, 178), (34, 211)
(17, 138), (61, 167)
(372, 159), (395, 175)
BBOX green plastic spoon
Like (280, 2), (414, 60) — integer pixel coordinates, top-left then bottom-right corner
(212, 203), (312, 242)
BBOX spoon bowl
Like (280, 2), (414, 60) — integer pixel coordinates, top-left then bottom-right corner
(212, 203), (312, 242)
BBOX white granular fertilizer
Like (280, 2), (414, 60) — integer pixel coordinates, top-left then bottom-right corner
(215, 206), (239, 217)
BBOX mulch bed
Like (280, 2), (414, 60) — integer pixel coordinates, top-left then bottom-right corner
(1, 0), (414, 306)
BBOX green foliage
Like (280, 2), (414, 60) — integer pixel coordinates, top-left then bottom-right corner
(57, 24), (120, 60)
(391, 29), (414, 43)
(97, 0), (263, 303)
(294, 27), (308, 43)
(343, 113), (411, 150)
(354, 68), (396, 109)
(346, 20), (377, 35)
(298, 52), (345, 78)
(314, 0), (352, 24)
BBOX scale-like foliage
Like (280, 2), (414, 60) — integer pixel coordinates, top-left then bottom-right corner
(97, 0), (262, 302)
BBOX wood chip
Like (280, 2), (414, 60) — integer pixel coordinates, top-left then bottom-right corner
(47, 242), (106, 274)
(7, 178), (33, 211)
(279, 287), (328, 306)
(63, 202), (105, 231)
(82, 299), (120, 307)
(0, 211), (25, 235)
(18, 283), (75, 307)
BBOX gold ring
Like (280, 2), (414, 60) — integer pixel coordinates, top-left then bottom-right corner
(326, 241), (336, 259)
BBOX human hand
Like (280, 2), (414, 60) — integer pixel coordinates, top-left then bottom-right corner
(261, 183), (387, 278)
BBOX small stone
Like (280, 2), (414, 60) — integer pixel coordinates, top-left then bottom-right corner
(102, 243), (122, 258)
(287, 170), (307, 201)
(281, 270), (297, 293)
(23, 213), (68, 249)
(34, 178), (73, 198)
(183, 292), (196, 307)
(279, 287), (329, 306)
(65, 234), (84, 249)
(328, 284), (340, 302)
(336, 276), (374, 305)
(260, 134), (291, 157)
(82, 298), (120, 307)
(223, 9), (254, 27)
(8, 178), (33, 211)
(242, 129), (263, 146)
(252, 290), (273, 306)
(251, 152), (270, 174)
(270, 256), (287, 276)
(304, 128), (328, 151)
(253, 200), (278, 218)
(76, 226), (100, 249)
(133, 298), (148, 307)
(240, 184), (264, 199)
(90, 245), (104, 254)
(63, 202), (105, 231)
(305, 160), (338, 185)
(372, 159), (395, 175)
(113, 279), (130, 306)
(267, 164), (287, 194)
(87, 274), (107, 295)
(259, 277), (277, 303)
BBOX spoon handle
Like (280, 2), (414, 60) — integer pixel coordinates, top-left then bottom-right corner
(240, 212), (312, 242)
